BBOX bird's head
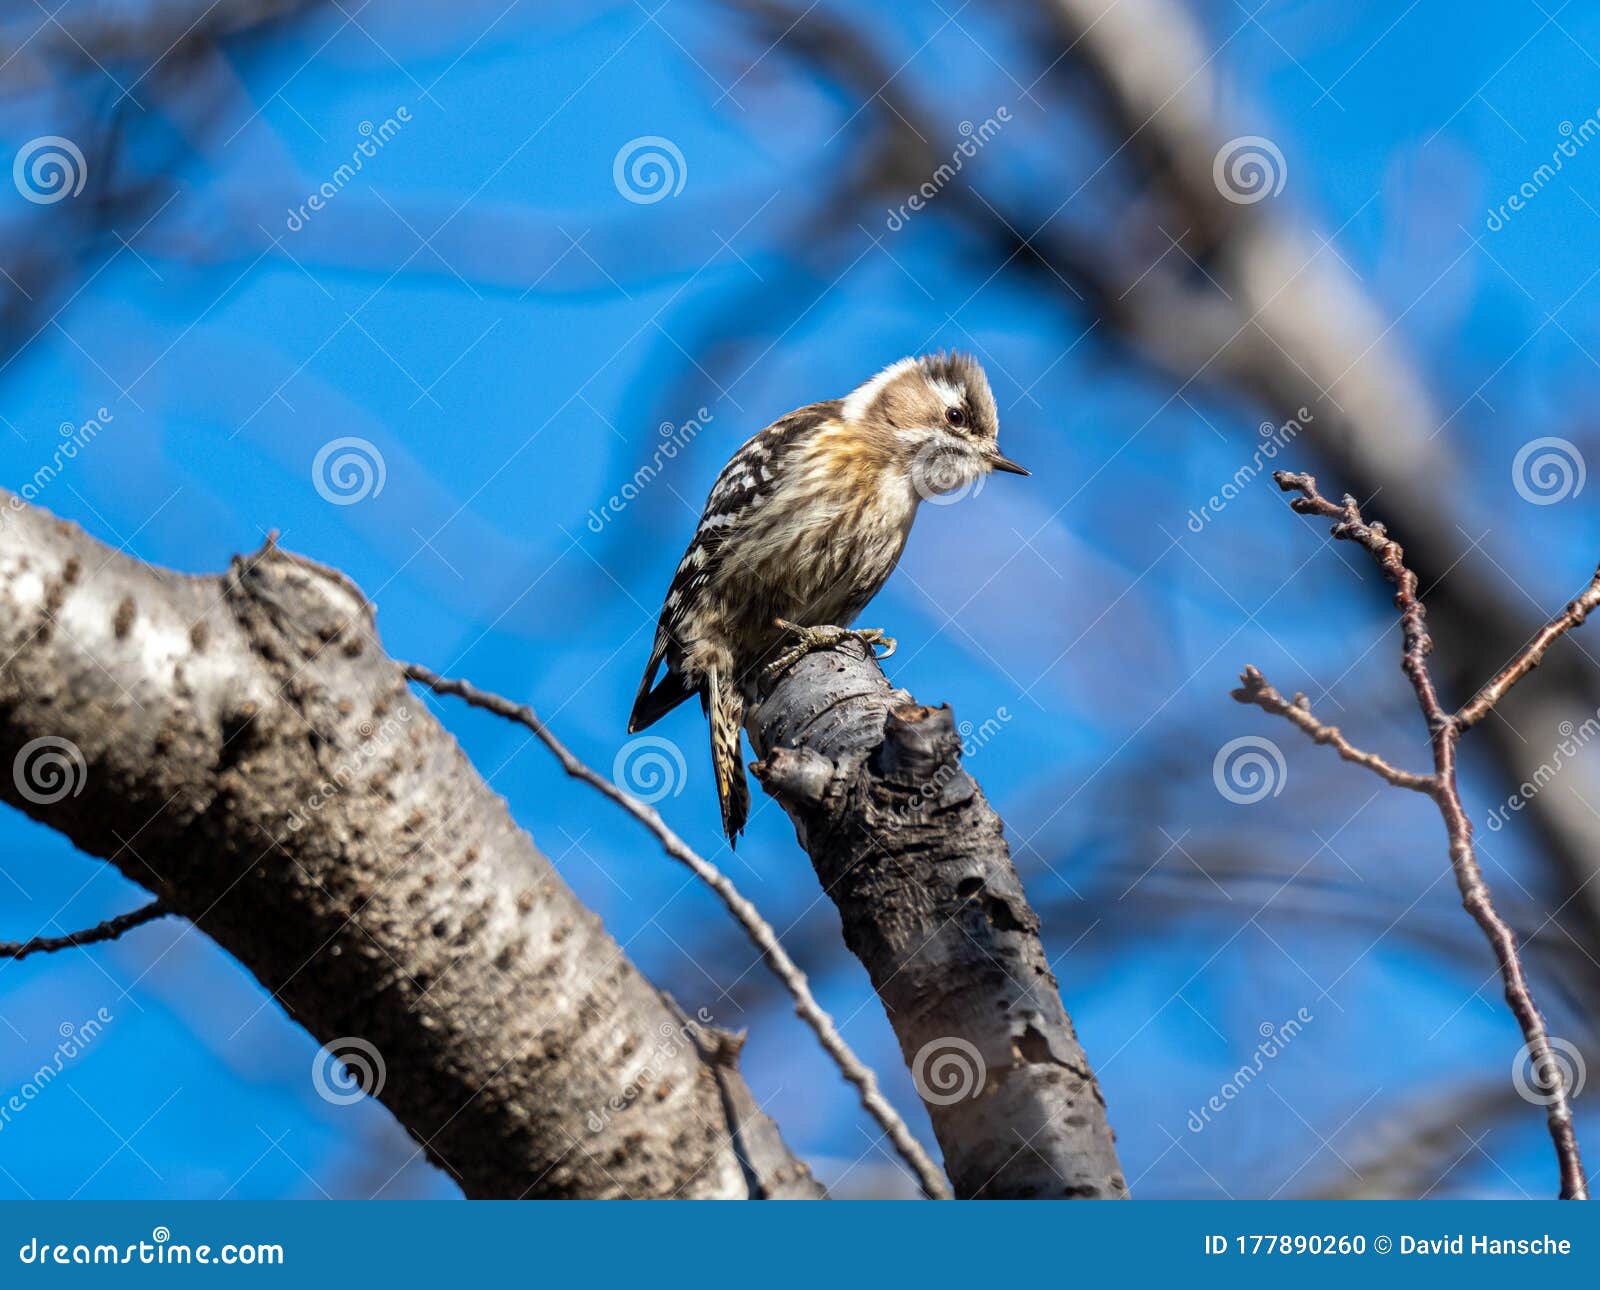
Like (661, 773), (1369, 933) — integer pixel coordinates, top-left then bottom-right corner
(842, 352), (1027, 501)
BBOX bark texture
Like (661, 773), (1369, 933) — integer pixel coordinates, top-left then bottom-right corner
(748, 644), (1127, 1199)
(0, 493), (821, 1199)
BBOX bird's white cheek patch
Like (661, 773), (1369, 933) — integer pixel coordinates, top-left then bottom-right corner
(894, 427), (936, 450)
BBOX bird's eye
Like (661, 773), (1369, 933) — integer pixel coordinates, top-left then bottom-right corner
(945, 406), (966, 429)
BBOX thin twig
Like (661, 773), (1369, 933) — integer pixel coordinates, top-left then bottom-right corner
(1455, 564), (1600, 731)
(1232, 666), (1433, 793)
(1, 901), (170, 960)
(1233, 469), (1589, 1200)
(401, 661), (953, 1200)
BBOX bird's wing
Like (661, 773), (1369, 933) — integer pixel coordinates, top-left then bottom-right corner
(630, 401), (838, 729)
(661, 400), (839, 638)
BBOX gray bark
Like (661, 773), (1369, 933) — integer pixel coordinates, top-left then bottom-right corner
(0, 492), (821, 1199)
(748, 644), (1127, 1199)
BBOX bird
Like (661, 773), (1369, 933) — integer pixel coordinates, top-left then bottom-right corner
(628, 352), (1029, 844)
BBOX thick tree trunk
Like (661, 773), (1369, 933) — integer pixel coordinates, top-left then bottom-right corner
(0, 493), (821, 1199)
(748, 645), (1127, 1199)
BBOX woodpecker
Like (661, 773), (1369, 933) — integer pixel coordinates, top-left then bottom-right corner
(628, 353), (1028, 844)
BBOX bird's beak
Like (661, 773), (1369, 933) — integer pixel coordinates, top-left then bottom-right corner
(988, 452), (1030, 477)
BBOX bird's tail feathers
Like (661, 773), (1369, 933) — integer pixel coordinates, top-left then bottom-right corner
(629, 643), (695, 733)
(706, 664), (750, 845)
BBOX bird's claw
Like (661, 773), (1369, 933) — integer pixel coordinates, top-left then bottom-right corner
(765, 619), (897, 679)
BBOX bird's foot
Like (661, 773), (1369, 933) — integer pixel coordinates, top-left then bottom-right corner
(765, 619), (897, 679)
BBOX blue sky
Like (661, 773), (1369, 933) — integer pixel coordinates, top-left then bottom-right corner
(1, 0), (1598, 1198)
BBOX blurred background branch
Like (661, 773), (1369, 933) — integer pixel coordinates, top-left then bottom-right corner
(1, 0), (1596, 1199)
(1235, 472), (1592, 1198)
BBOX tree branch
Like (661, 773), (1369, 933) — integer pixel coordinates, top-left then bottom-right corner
(0, 0), (318, 83)
(1, 900), (171, 961)
(1028, 0), (1600, 994)
(1234, 470), (1589, 1200)
(746, 643), (1127, 1199)
(399, 661), (951, 1200)
(1456, 565), (1600, 731)
(0, 491), (820, 1199)
(1232, 667), (1433, 793)
(721, 0), (1600, 987)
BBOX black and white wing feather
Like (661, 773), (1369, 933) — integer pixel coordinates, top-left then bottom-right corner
(627, 400), (838, 732)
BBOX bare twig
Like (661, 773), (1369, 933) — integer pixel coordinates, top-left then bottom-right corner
(1233, 668), (1433, 793)
(1, 901), (170, 961)
(400, 661), (953, 1200)
(1233, 470), (1589, 1200)
(1456, 566), (1600, 731)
